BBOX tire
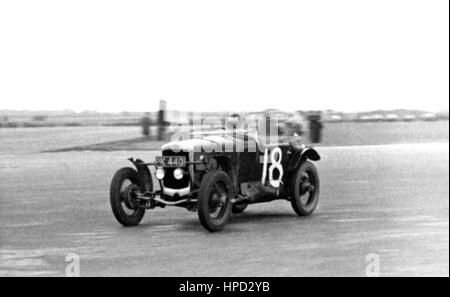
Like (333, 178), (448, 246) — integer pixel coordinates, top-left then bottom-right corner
(197, 170), (234, 232)
(232, 203), (248, 214)
(110, 167), (146, 226)
(290, 161), (320, 216)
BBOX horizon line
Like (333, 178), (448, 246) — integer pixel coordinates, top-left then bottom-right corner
(0, 108), (448, 114)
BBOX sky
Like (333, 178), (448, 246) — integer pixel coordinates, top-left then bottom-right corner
(0, 0), (448, 112)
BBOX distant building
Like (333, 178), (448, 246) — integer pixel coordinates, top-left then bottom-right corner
(327, 114), (343, 122)
(385, 114), (399, 121)
(402, 114), (416, 121)
(420, 113), (438, 121)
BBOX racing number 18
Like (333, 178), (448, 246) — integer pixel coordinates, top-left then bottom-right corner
(261, 147), (284, 188)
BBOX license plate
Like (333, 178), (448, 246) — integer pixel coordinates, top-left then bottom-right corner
(155, 156), (186, 167)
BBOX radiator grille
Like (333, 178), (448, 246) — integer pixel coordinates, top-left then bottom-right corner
(162, 150), (190, 189)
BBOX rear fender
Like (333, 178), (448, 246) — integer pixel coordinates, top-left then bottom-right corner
(128, 158), (154, 192)
(287, 147), (320, 172)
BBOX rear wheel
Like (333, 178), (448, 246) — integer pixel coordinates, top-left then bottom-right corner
(110, 167), (146, 226)
(197, 170), (234, 232)
(290, 161), (320, 216)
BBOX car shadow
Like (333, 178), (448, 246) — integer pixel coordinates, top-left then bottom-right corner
(125, 210), (318, 234)
(230, 211), (298, 222)
(177, 210), (312, 233)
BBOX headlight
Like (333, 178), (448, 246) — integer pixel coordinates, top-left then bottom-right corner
(200, 154), (210, 165)
(173, 168), (184, 180)
(155, 168), (165, 180)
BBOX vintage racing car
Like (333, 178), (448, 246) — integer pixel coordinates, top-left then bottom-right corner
(110, 128), (321, 232)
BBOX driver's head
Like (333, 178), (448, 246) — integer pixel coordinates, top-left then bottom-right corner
(227, 113), (241, 129)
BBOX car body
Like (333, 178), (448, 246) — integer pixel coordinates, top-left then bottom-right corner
(110, 129), (321, 232)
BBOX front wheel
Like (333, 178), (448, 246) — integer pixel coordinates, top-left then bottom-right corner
(289, 161), (320, 216)
(110, 167), (146, 226)
(197, 170), (234, 232)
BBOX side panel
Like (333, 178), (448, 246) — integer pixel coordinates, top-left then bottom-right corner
(248, 144), (290, 187)
(237, 136), (261, 184)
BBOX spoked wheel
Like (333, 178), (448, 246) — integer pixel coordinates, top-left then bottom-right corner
(197, 170), (233, 232)
(290, 161), (320, 216)
(110, 168), (146, 226)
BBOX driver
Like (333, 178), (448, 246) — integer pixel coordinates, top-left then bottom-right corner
(226, 113), (241, 130)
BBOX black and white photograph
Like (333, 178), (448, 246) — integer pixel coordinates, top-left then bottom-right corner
(0, 0), (448, 280)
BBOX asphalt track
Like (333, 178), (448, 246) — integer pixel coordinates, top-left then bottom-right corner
(0, 143), (448, 276)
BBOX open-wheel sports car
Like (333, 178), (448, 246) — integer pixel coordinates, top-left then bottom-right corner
(110, 126), (321, 232)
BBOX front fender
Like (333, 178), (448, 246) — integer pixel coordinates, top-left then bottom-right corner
(128, 158), (154, 192)
(287, 147), (320, 172)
